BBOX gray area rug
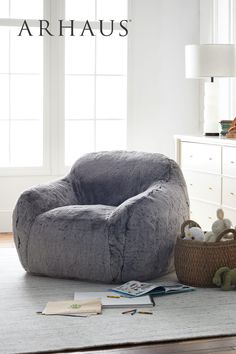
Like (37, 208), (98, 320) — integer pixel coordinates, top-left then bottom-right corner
(1, 248), (236, 354)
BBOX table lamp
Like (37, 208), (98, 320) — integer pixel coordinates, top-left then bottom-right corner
(185, 44), (236, 136)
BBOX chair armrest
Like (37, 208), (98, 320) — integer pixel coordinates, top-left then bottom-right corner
(13, 177), (77, 270)
(109, 183), (168, 230)
(108, 178), (189, 282)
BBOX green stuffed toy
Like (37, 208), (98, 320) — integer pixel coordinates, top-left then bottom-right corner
(213, 267), (236, 290)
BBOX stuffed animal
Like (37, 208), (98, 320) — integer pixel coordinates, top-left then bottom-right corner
(184, 225), (204, 241)
(204, 209), (232, 242)
(213, 267), (236, 290)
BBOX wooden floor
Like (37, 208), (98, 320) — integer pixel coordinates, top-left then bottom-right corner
(0, 233), (14, 247)
(1, 233), (236, 354)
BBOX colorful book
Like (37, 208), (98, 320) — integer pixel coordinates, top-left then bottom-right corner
(111, 281), (195, 297)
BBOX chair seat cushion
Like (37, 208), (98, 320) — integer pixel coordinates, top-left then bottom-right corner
(28, 205), (116, 282)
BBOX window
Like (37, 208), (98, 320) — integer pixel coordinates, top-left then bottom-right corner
(212, 0), (236, 120)
(64, 0), (128, 165)
(0, 0), (128, 173)
(0, 1), (44, 169)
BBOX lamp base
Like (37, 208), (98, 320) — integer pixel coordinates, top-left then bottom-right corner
(203, 81), (220, 136)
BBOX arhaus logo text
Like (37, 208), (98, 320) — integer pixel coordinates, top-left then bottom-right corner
(18, 20), (129, 37)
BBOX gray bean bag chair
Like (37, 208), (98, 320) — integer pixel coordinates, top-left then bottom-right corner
(13, 151), (189, 283)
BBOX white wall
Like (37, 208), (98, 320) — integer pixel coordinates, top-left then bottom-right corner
(127, 0), (201, 157)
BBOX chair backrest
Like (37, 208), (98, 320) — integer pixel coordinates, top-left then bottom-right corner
(69, 151), (171, 206)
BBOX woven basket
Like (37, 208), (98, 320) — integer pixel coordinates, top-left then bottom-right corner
(174, 220), (236, 287)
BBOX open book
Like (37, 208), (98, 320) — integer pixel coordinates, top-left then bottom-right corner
(112, 281), (195, 297)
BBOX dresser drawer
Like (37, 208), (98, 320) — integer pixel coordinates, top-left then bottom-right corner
(222, 177), (236, 209)
(190, 200), (220, 231)
(223, 146), (236, 177)
(181, 142), (221, 174)
(184, 170), (221, 204)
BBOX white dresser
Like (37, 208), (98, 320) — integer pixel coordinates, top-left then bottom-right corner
(175, 135), (236, 231)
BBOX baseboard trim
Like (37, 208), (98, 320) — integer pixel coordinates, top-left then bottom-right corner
(0, 211), (13, 233)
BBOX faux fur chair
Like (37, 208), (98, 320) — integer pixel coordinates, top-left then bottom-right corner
(13, 151), (189, 283)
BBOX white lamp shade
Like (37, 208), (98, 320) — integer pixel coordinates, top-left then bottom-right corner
(185, 44), (236, 78)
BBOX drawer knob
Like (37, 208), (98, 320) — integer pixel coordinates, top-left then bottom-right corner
(230, 192), (235, 196)
(190, 183), (193, 186)
(209, 187), (213, 190)
(208, 216), (212, 220)
(230, 161), (235, 164)
(189, 155), (193, 158)
(209, 157), (213, 161)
